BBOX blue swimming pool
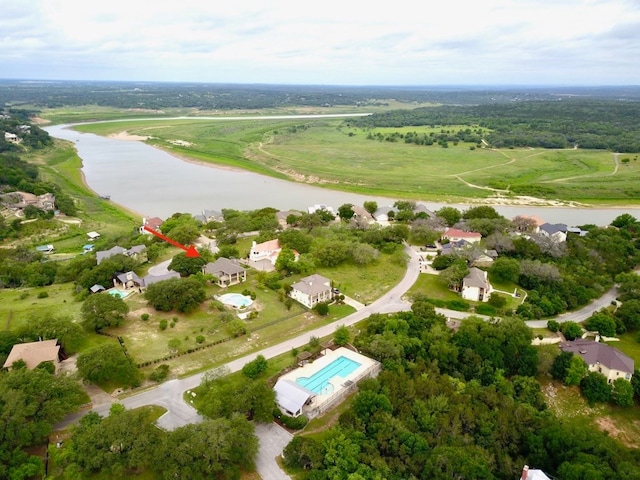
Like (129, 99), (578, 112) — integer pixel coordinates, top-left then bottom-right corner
(296, 356), (361, 395)
(108, 289), (131, 299)
(219, 293), (253, 309)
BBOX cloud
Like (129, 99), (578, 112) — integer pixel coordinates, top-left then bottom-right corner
(1, 0), (638, 84)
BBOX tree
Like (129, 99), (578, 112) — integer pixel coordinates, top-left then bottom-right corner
(409, 222), (440, 246)
(334, 325), (350, 346)
(490, 257), (521, 283)
(580, 371), (611, 404)
(565, 355), (588, 385)
(439, 261), (469, 290)
(435, 206), (461, 226)
(242, 355), (268, 379)
(275, 247), (298, 272)
(551, 351), (573, 381)
(18, 314), (86, 353)
(337, 203), (355, 221)
(614, 299), (640, 331)
(560, 321), (583, 341)
(144, 277), (206, 312)
(363, 201), (378, 215)
(168, 252), (207, 276)
(463, 205), (502, 219)
(351, 243), (379, 266)
(81, 293), (130, 332)
(584, 311), (617, 337)
(611, 378), (634, 407)
(314, 302), (330, 316)
(76, 343), (140, 387)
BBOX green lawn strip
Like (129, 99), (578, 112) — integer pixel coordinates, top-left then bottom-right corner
(407, 273), (463, 302)
(0, 284), (82, 331)
(605, 332), (640, 366)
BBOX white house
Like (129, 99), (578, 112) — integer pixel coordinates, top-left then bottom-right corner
(559, 339), (634, 383)
(538, 223), (568, 243)
(4, 132), (20, 144)
(461, 267), (492, 302)
(290, 274), (333, 309)
(249, 239), (283, 265)
(87, 231), (101, 241)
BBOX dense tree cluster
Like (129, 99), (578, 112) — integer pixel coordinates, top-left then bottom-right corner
(348, 99), (640, 152)
(144, 277), (207, 313)
(285, 306), (640, 479)
(57, 406), (258, 479)
(0, 367), (85, 479)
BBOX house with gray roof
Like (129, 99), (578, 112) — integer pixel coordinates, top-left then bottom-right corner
(461, 267), (492, 302)
(538, 223), (568, 243)
(96, 245), (147, 265)
(372, 206), (396, 224)
(559, 339), (634, 383)
(290, 274), (333, 309)
(142, 271), (181, 287)
(203, 257), (247, 287)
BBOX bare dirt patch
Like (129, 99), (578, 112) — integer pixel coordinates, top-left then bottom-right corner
(108, 131), (152, 141)
(595, 417), (638, 448)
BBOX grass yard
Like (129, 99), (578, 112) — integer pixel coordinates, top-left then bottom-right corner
(407, 273), (462, 302)
(540, 378), (640, 449)
(0, 284), (82, 331)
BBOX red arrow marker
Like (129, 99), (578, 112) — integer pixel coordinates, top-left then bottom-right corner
(143, 226), (200, 258)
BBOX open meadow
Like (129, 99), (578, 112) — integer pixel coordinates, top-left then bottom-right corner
(73, 117), (639, 205)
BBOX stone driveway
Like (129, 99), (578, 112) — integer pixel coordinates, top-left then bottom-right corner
(254, 422), (293, 480)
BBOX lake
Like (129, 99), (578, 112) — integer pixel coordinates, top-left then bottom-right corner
(45, 122), (639, 226)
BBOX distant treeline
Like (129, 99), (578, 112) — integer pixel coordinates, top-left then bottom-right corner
(348, 100), (640, 152)
(2, 80), (640, 110)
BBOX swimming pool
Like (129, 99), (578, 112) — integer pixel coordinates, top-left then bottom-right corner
(296, 356), (361, 395)
(219, 293), (253, 309)
(108, 289), (131, 299)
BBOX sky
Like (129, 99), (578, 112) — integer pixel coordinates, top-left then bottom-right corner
(1, 0), (639, 86)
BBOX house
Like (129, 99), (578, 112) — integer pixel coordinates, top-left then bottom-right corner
(440, 239), (472, 256)
(461, 267), (492, 302)
(372, 206), (396, 224)
(249, 239), (283, 265)
(274, 379), (315, 418)
(559, 339), (634, 383)
(441, 228), (482, 244)
(2, 339), (60, 372)
(114, 271), (144, 290)
(203, 257), (247, 287)
(96, 246), (128, 265)
(4, 132), (20, 144)
(96, 245), (147, 265)
(413, 203), (436, 219)
(36, 244), (54, 254)
(290, 274), (333, 309)
(351, 205), (375, 224)
(90, 284), (106, 293)
(140, 217), (164, 234)
(307, 204), (335, 215)
(520, 465), (551, 480)
(87, 231), (101, 241)
(538, 223), (568, 243)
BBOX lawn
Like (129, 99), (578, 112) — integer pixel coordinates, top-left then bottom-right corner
(605, 332), (640, 366)
(407, 273), (462, 302)
(73, 117), (638, 204)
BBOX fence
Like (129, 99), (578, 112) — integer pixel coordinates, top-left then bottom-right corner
(305, 361), (382, 419)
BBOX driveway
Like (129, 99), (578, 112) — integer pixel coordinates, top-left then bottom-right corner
(254, 423), (293, 480)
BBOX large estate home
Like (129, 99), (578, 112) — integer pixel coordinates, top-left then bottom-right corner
(290, 274), (333, 309)
(249, 239), (284, 265)
(203, 257), (247, 287)
(559, 339), (634, 383)
(140, 217), (164, 233)
(0, 191), (56, 213)
(461, 267), (492, 302)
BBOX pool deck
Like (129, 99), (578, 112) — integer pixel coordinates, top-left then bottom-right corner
(278, 347), (380, 417)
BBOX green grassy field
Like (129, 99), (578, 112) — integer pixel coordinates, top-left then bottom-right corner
(72, 117), (639, 204)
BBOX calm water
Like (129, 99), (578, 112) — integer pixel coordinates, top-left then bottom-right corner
(45, 123), (639, 225)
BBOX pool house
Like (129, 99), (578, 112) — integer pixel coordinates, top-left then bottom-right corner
(274, 347), (381, 418)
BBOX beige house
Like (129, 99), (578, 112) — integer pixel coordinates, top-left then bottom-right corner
(461, 267), (492, 302)
(4, 132), (21, 144)
(559, 339), (634, 383)
(140, 217), (164, 234)
(290, 274), (333, 309)
(3, 339), (61, 372)
(203, 257), (247, 287)
(441, 228), (482, 244)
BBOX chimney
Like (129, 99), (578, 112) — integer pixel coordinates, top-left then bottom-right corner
(521, 465), (529, 480)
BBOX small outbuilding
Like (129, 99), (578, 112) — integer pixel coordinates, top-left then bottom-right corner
(274, 379), (315, 418)
(87, 231), (101, 241)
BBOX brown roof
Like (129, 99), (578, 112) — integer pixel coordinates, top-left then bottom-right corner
(252, 239), (281, 252)
(559, 339), (634, 374)
(443, 228), (482, 239)
(3, 339), (60, 370)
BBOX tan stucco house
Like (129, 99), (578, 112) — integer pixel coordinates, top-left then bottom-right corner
(559, 339), (634, 383)
(3, 339), (61, 372)
(290, 274), (333, 309)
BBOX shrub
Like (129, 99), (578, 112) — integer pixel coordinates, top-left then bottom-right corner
(141, 313), (150, 321)
(487, 294), (506, 309)
(547, 320), (560, 332)
(195, 335), (205, 344)
(242, 354), (268, 379)
(280, 414), (308, 430)
(314, 302), (330, 316)
(37, 291), (49, 299)
(159, 319), (168, 331)
(226, 319), (247, 337)
(446, 299), (470, 311)
(149, 364), (170, 382)
(475, 304), (496, 316)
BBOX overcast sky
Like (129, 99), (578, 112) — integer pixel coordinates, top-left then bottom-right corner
(1, 0), (639, 86)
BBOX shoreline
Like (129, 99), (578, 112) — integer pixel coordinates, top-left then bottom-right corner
(103, 130), (640, 212)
